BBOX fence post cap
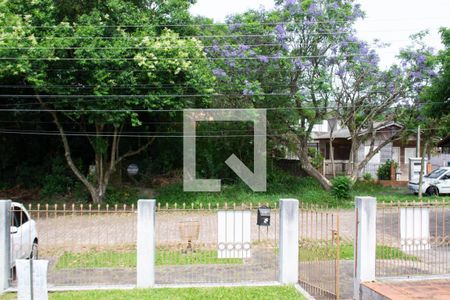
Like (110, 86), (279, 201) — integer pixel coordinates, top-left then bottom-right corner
(355, 196), (377, 203)
(279, 198), (299, 203)
(138, 199), (156, 204)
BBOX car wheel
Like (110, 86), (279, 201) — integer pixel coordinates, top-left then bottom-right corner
(30, 241), (38, 260)
(426, 186), (439, 197)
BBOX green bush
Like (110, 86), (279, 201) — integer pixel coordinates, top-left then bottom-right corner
(362, 173), (373, 182)
(377, 159), (398, 180)
(40, 157), (75, 198)
(308, 148), (324, 170)
(331, 176), (353, 200)
(104, 186), (139, 205)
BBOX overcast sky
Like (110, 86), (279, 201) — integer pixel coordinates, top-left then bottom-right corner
(190, 0), (450, 68)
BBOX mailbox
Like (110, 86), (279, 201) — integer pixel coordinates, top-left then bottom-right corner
(257, 206), (271, 226)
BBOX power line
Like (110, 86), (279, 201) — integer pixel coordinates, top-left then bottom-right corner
(1, 17), (448, 28)
(0, 52), (394, 61)
(0, 26), (443, 41)
(0, 127), (446, 138)
(0, 39), (413, 50)
(0, 93), (289, 98)
(0, 102), (438, 113)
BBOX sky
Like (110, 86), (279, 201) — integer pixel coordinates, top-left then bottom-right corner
(190, 0), (450, 68)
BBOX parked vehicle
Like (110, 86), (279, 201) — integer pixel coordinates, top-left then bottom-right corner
(10, 202), (38, 268)
(408, 167), (450, 196)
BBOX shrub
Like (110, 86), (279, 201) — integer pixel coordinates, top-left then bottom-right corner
(331, 176), (353, 200)
(104, 186), (139, 205)
(362, 173), (373, 182)
(377, 159), (398, 180)
(40, 157), (75, 197)
(308, 148), (324, 170)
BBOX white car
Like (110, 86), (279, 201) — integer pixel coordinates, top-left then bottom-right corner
(408, 167), (450, 196)
(10, 202), (38, 268)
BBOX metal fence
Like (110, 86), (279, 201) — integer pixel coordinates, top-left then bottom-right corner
(8, 202), (279, 288)
(298, 205), (343, 300)
(9, 203), (137, 288)
(155, 203), (279, 284)
(376, 200), (450, 278)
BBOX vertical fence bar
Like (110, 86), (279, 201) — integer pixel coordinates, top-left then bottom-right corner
(335, 212), (340, 300)
(279, 198), (299, 284)
(0, 200), (11, 293)
(354, 196), (376, 300)
(137, 199), (156, 288)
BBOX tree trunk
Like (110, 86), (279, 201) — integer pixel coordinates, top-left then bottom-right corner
(298, 140), (332, 191)
(330, 137), (335, 178)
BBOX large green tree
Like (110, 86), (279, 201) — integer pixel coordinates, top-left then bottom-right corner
(0, 0), (215, 203)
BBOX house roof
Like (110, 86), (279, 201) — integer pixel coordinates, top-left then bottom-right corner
(314, 121), (402, 140)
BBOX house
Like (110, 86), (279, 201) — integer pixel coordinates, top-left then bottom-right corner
(311, 120), (417, 180)
(281, 120), (449, 181)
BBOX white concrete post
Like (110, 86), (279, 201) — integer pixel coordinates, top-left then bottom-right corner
(137, 199), (156, 288)
(279, 198), (299, 284)
(0, 200), (11, 293)
(16, 259), (49, 300)
(354, 196), (377, 300)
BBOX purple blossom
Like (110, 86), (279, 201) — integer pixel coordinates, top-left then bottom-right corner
(305, 19), (315, 26)
(239, 44), (250, 52)
(335, 67), (345, 76)
(427, 69), (437, 77)
(416, 54), (426, 65)
(358, 42), (369, 55)
(229, 23), (241, 31)
(331, 2), (339, 9)
(211, 45), (220, 52)
(410, 71), (422, 80)
(368, 54), (379, 67)
(275, 24), (287, 41)
(346, 35), (357, 43)
(352, 4), (364, 19)
(257, 55), (269, 63)
(212, 68), (227, 78)
(273, 51), (282, 61)
(243, 89), (254, 96)
(331, 46), (338, 55)
(284, 0), (296, 8)
(294, 58), (304, 68)
(308, 4), (322, 17)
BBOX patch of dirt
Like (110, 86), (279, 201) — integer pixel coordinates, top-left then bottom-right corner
(0, 186), (40, 202)
(149, 169), (182, 187)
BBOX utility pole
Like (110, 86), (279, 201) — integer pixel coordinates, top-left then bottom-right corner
(416, 125), (421, 157)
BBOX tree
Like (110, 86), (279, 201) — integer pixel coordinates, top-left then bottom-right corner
(209, 0), (367, 190)
(0, 0), (215, 203)
(416, 28), (450, 198)
(422, 28), (450, 133)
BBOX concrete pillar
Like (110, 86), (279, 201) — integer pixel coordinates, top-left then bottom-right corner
(279, 198), (299, 284)
(354, 197), (377, 300)
(137, 199), (156, 288)
(0, 200), (11, 293)
(16, 259), (48, 300)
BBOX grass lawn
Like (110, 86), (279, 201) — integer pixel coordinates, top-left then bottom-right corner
(155, 168), (450, 208)
(299, 243), (418, 261)
(0, 286), (305, 300)
(56, 249), (241, 269)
